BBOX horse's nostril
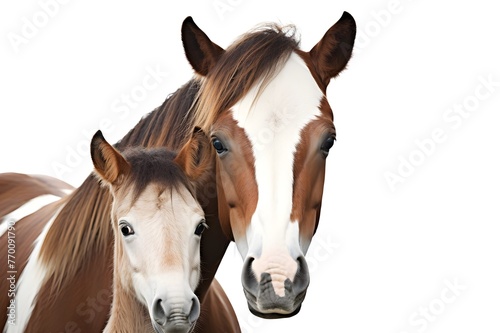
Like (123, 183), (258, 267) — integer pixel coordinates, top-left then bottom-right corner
(293, 255), (310, 293)
(241, 257), (258, 293)
(188, 296), (201, 324)
(153, 298), (166, 326)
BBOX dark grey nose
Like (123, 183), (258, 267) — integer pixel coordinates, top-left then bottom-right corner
(241, 255), (310, 318)
(152, 296), (200, 332)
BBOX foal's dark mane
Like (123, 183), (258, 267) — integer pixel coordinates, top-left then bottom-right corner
(39, 23), (302, 293)
(120, 147), (195, 202)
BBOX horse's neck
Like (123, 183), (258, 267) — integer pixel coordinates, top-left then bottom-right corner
(194, 171), (231, 302)
(116, 79), (200, 150)
(105, 243), (154, 333)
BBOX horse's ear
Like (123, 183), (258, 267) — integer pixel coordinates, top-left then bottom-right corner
(90, 130), (130, 186)
(181, 16), (225, 76)
(174, 127), (213, 182)
(308, 11), (356, 89)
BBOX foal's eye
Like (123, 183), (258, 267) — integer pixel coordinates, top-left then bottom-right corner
(119, 221), (135, 237)
(194, 220), (208, 236)
(320, 136), (335, 157)
(212, 138), (227, 155)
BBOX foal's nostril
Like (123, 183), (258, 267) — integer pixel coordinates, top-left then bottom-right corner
(152, 294), (200, 329)
(188, 296), (201, 324)
(153, 298), (167, 326)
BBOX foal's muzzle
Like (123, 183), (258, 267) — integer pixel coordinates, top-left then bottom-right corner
(151, 295), (200, 333)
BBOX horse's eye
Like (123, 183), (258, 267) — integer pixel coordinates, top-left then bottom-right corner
(119, 221), (135, 237)
(320, 136), (335, 157)
(194, 220), (208, 236)
(212, 138), (227, 155)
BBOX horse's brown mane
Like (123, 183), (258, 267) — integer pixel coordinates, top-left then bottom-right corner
(193, 23), (299, 131)
(38, 22), (301, 293)
(39, 80), (201, 291)
(117, 80), (201, 150)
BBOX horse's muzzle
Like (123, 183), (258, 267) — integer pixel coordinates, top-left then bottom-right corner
(241, 255), (310, 318)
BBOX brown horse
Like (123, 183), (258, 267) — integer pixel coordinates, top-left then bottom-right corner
(1, 12), (356, 331)
(91, 130), (237, 333)
(182, 12), (356, 317)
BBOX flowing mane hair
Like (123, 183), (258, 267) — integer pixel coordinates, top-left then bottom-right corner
(38, 22), (302, 294)
(193, 23), (299, 131)
(116, 147), (196, 203)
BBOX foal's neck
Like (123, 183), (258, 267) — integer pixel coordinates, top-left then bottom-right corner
(104, 283), (153, 333)
(104, 245), (154, 332)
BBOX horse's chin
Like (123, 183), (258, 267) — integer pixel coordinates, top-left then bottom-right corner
(152, 321), (196, 333)
(241, 254), (310, 319)
(243, 286), (306, 319)
(247, 302), (303, 319)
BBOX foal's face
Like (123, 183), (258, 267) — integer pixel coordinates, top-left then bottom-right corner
(91, 130), (213, 333)
(112, 183), (206, 318)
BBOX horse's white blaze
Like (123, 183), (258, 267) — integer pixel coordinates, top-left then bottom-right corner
(0, 194), (60, 238)
(231, 53), (323, 295)
(4, 207), (62, 333)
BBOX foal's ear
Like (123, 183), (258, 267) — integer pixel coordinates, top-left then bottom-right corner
(90, 130), (130, 186)
(181, 16), (225, 76)
(308, 11), (356, 89)
(174, 127), (213, 181)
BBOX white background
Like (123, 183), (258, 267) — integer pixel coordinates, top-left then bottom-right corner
(1, 1), (500, 332)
